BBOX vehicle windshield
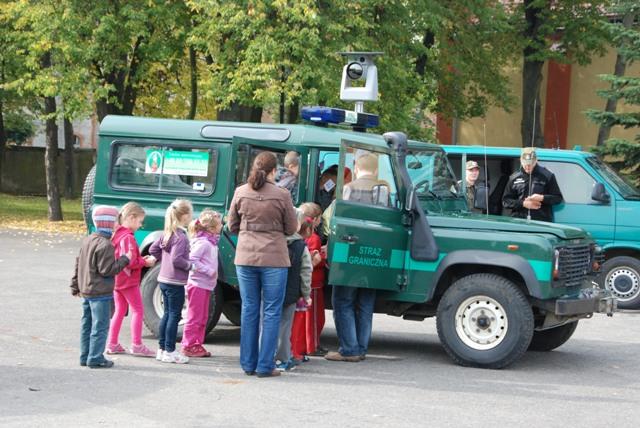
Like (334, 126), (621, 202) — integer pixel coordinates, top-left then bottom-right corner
(406, 149), (460, 198)
(587, 156), (640, 200)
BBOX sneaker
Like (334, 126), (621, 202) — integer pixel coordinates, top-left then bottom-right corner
(275, 360), (296, 372)
(88, 360), (114, 369)
(130, 343), (156, 357)
(324, 351), (361, 362)
(308, 348), (328, 357)
(161, 350), (189, 364)
(156, 349), (164, 361)
(182, 345), (211, 358)
(106, 343), (126, 354)
(256, 369), (281, 378)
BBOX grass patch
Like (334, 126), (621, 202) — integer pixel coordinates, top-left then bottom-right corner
(0, 193), (86, 234)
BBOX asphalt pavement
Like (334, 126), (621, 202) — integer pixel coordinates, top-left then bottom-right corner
(0, 229), (639, 427)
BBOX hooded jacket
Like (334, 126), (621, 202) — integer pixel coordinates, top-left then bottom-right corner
(187, 232), (219, 291)
(149, 228), (191, 286)
(112, 225), (147, 290)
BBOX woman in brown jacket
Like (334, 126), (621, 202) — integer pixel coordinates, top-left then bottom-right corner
(228, 151), (298, 378)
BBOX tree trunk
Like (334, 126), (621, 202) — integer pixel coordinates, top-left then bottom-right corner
(96, 99), (120, 123)
(0, 97), (5, 190)
(217, 102), (262, 122)
(521, 0), (546, 148)
(63, 118), (75, 198)
(279, 91), (285, 124)
(287, 100), (299, 124)
(596, 9), (638, 146)
(188, 45), (198, 120)
(41, 51), (63, 221)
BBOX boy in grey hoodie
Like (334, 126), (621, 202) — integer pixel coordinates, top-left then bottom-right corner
(275, 208), (312, 371)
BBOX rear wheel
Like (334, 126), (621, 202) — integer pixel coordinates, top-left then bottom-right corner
(141, 265), (224, 338)
(436, 273), (534, 369)
(600, 256), (640, 309)
(222, 301), (242, 326)
(528, 321), (578, 352)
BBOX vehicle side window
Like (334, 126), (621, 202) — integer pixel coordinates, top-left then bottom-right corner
(111, 143), (218, 195)
(538, 161), (595, 204)
(236, 146), (299, 203)
(339, 147), (398, 208)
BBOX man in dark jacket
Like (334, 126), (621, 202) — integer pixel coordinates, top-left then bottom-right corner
(502, 147), (563, 222)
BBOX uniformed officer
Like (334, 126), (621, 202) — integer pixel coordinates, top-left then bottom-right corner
(458, 160), (486, 214)
(502, 147), (563, 222)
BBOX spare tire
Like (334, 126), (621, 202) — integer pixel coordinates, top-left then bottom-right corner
(82, 165), (96, 223)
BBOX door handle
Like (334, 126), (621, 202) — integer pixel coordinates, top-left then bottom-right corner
(341, 234), (359, 244)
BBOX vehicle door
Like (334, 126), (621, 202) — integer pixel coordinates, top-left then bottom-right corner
(327, 140), (409, 291)
(539, 160), (615, 244)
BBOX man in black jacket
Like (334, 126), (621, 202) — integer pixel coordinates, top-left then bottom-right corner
(502, 147), (563, 222)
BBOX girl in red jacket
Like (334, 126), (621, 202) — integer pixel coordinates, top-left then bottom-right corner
(107, 202), (156, 357)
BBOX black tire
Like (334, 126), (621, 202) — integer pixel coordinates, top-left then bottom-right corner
(81, 165), (96, 223)
(528, 321), (578, 352)
(141, 265), (224, 338)
(599, 256), (640, 309)
(436, 273), (534, 369)
(222, 301), (242, 326)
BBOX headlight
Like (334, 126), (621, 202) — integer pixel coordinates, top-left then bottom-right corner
(553, 248), (560, 280)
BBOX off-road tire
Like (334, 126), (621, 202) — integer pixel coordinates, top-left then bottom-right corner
(222, 301), (242, 326)
(528, 321), (578, 352)
(436, 273), (534, 369)
(141, 264), (224, 338)
(81, 165), (96, 223)
(600, 256), (640, 309)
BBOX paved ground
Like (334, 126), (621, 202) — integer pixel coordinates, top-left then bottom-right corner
(0, 229), (639, 427)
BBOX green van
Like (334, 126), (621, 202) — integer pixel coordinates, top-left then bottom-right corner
(84, 114), (614, 368)
(443, 145), (640, 309)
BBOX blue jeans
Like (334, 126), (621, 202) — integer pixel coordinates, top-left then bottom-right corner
(236, 266), (288, 374)
(332, 286), (376, 357)
(158, 283), (185, 353)
(80, 297), (112, 365)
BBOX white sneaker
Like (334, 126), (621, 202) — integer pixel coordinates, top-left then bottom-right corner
(161, 350), (189, 364)
(156, 349), (164, 361)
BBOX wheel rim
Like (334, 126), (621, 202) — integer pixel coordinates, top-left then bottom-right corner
(152, 286), (188, 326)
(605, 266), (640, 302)
(455, 295), (509, 350)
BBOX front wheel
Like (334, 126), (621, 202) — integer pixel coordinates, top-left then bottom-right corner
(141, 265), (224, 338)
(436, 273), (534, 369)
(600, 256), (640, 309)
(528, 321), (578, 352)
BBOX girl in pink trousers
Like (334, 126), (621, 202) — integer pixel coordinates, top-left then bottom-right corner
(107, 202), (156, 357)
(181, 209), (222, 358)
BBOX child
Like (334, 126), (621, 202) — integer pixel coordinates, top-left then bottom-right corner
(274, 208), (313, 371)
(181, 209), (222, 358)
(70, 205), (132, 368)
(291, 202), (327, 360)
(149, 199), (193, 364)
(106, 202), (156, 357)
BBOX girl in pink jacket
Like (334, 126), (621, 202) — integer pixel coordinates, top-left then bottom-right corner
(181, 209), (222, 358)
(107, 202), (156, 357)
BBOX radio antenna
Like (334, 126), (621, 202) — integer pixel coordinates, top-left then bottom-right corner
(527, 97), (537, 222)
(483, 121), (489, 218)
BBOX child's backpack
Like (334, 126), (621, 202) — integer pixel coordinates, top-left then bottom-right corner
(283, 239), (306, 306)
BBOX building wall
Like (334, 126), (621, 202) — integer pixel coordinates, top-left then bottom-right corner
(452, 47), (639, 148)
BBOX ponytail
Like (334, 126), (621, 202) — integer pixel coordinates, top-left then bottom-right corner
(248, 151), (278, 190)
(163, 199), (193, 244)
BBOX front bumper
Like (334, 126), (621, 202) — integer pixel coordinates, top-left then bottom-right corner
(554, 287), (617, 316)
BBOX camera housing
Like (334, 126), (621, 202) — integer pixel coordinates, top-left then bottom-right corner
(339, 52), (383, 107)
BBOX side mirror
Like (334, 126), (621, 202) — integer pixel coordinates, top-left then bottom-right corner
(406, 186), (415, 211)
(474, 185), (489, 211)
(591, 182), (611, 204)
(372, 184), (390, 207)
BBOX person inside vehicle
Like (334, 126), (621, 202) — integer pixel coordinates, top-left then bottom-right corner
(458, 160), (486, 214)
(502, 147), (563, 222)
(275, 151), (300, 200)
(343, 150), (390, 206)
(319, 165), (352, 244)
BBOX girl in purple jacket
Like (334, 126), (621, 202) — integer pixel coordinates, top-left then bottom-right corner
(181, 209), (223, 358)
(149, 199), (193, 364)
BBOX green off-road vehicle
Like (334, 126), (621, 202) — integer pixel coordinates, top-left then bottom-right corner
(84, 111), (615, 369)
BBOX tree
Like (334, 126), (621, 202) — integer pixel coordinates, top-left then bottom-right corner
(508, 0), (610, 147)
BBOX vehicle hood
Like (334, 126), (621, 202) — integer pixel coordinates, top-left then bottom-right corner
(428, 213), (587, 240)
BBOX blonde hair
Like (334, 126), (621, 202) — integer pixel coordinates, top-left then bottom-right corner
(295, 207), (314, 238)
(163, 199), (193, 244)
(299, 202), (321, 218)
(188, 208), (222, 238)
(118, 202), (145, 225)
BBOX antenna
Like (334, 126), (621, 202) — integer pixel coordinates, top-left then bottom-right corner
(527, 97), (537, 222)
(483, 121), (489, 218)
(553, 111), (560, 150)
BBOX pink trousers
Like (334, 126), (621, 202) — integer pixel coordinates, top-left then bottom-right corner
(108, 286), (144, 346)
(182, 285), (211, 348)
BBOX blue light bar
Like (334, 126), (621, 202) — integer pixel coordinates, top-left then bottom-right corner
(301, 106), (379, 128)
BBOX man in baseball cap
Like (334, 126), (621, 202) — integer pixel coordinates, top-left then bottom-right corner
(459, 160), (486, 214)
